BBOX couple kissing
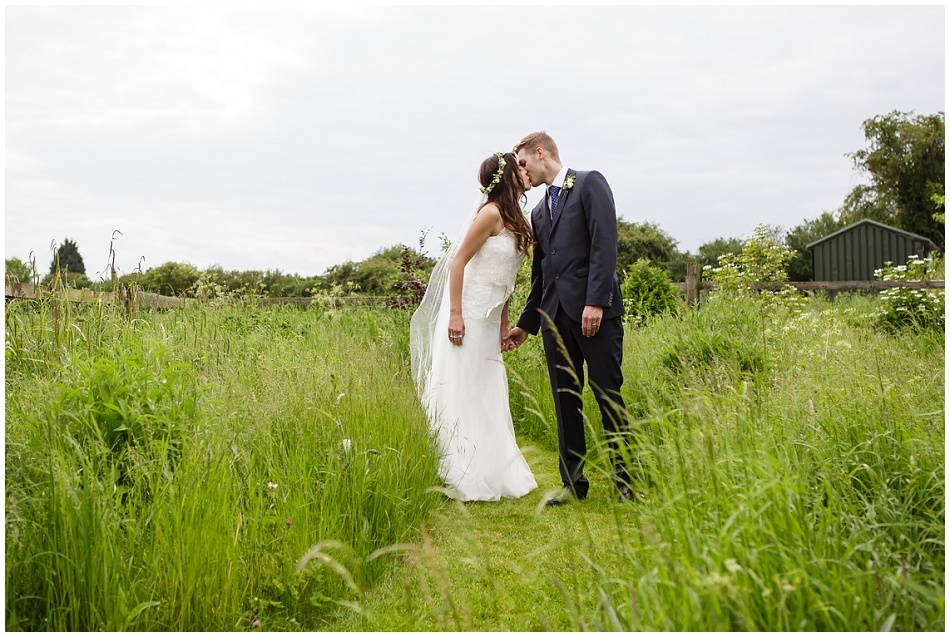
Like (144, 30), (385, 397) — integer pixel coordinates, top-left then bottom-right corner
(410, 131), (637, 506)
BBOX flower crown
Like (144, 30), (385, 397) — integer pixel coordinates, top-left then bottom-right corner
(480, 152), (507, 195)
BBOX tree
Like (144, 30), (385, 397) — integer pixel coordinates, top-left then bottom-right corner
(319, 244), (434, 296)
(616, 219), (679, 279)
(6, 258), (32, 283)
(49, 238), (86, 274)
(696, 237), (744, 269)
(783, 212), (847, 281)
(140, 261), (200, 296)
(844, 110), (945, 250)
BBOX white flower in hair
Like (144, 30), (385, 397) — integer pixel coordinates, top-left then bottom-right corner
(480, 152), (507, 194)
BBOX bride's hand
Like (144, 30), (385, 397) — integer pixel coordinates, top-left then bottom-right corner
(448, 314), (465, 346)
(506, 327), (528, 349)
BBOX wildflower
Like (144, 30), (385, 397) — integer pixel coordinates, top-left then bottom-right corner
(285, 519), (292, 527)
(252, 619), (261, 628)
(267, 482), (278, 489)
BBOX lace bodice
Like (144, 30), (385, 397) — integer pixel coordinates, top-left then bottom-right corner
(462, 229), (522, 321)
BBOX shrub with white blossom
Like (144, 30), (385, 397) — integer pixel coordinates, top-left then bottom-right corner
(703, 224), (805, 312)
(874, 255), (945, 331)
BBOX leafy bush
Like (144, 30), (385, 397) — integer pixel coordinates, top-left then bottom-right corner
(6, 257), (32, 283)
(56, 342), (198, 490)
(140, 261), (201, 296)
(704, 224), (806, 314)
(704, 224), (794, 292)
(620, 259), (682, 326)
(874, 255), (945, 331)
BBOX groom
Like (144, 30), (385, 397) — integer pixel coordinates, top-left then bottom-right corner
(506, 131), (635, 506)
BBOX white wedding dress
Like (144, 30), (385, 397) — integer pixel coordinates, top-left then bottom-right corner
(411, 215), (538, 502)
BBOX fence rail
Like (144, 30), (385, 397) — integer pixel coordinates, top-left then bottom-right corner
(675, 264), (945, 305)
(5, 282), (190, 309)
(4, 282), (385, 308)
(8, 276), (945, 310)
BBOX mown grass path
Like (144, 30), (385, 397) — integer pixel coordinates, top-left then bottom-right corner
(312, 444), (644, 632)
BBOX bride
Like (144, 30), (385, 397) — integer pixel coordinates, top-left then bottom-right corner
(410, 152), (538, 501)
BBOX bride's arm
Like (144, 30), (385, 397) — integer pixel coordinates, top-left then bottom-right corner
(448, 204), (502, 345)
(500, 298), (512, 351)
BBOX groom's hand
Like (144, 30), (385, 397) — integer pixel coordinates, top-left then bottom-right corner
(506, 327), (528, 349)
(582, 306), (604, 337)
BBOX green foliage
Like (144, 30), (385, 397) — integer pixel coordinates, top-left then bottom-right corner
(41, 270), (94, 289)
(705, 224), (796, 293)
(620, 259), (682, 327)
(5, 290), (944, 631)
(5, 300), (441, 631)
(843, 110), (945, 250)
(139, 261), (201, 296)
(318, 293), (944, 632)
(657, 297), (767, 380)
(704, 225), (806, 315)
(616, 219), (680, 281)
(56, 342), (196, 477)
(133, 262), (323, 299)
(695, 236), (744, 269)
(783, 211), (847, 281)
(932, 193), (945, 225)
(49, 237), (86, 275)
(321, 244), (434, 297)
(873, 255), (945, 332)
(6, 257), (32, 283)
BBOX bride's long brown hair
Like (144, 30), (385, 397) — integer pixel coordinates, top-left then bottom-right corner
(479, 152), (532, 255)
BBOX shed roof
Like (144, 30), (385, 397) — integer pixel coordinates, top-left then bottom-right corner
(806, 218), (936, 250)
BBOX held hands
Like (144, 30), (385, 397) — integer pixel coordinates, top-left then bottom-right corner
(504, 327), (528, 351)
(499, 323), (517, 352)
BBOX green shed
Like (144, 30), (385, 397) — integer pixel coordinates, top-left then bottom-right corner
(807, 219), (937, 281)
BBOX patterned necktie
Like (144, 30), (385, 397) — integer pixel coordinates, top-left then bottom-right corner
(548, 185), (561, 221)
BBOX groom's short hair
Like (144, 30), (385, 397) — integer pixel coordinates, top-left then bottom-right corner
(515, 131), (560, 163)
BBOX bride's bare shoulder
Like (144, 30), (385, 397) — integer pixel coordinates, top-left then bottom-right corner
(476, 202), (504, 235)
(476, 201), (502, 218)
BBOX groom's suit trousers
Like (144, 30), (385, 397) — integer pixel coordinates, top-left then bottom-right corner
(541, 306), (629, 497)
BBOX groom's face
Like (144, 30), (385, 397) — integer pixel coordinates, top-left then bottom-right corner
(517, 148), (546, 188)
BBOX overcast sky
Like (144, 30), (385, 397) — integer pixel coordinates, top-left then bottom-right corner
(5, 5), (945, 279)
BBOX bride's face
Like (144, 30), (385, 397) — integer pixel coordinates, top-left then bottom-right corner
(518, 163), (531, 192)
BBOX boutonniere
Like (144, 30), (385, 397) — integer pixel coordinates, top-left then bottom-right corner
(562, 173), (576, 192)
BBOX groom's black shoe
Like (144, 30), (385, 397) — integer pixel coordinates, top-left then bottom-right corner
(545, 486), (587, 507)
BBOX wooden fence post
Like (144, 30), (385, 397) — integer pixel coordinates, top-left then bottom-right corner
(686, 262), (700, 307)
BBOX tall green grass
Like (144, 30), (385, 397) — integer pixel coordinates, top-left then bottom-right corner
(504, 292), (945, 631)
(6, 288), (944, 631)
(5, 297), (441, 630)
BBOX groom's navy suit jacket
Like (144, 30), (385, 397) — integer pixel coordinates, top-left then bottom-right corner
(517, 169), (624, 334)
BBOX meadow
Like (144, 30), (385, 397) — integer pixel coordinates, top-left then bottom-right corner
(4, 286), (945, 631)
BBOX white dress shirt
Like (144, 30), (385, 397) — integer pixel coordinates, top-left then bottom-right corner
(547, 165), (569, 209)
